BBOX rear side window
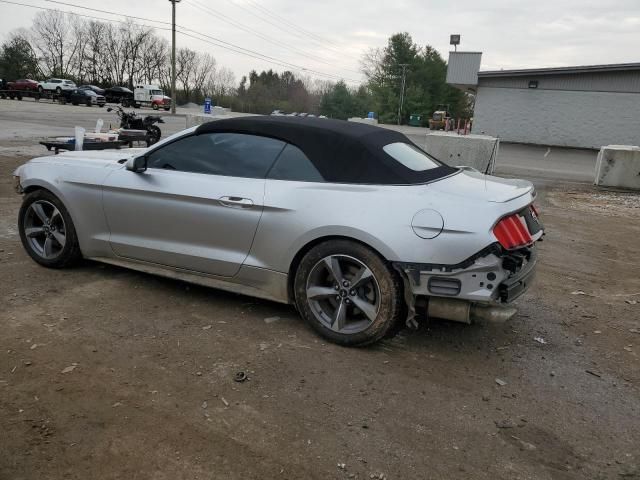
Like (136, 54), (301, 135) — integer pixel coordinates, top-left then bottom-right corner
(268, 144), (324, 182)
(147, 133), (286, 179)
(382, 142), (441, 171)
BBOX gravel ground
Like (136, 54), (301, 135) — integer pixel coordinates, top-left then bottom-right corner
(0, 138), (639, 479)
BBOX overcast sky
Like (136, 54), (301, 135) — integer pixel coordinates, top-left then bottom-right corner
(1, 0), (639, 85)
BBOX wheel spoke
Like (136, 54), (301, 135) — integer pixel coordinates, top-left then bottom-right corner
(350, 265), (373, 289)
(43, 237), (54, 258)
(331, 300), (347, 331)
(52, 230), (66, 247)
(31, 203), (49, 224)
(49, 206), (61, 222)
(352, 296), (378, 322)
(323, 256), (343, 283)
(25, 226), (45, 238)
(307, 286), (336, 300)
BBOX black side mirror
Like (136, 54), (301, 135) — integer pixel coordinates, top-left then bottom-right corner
(125, 155), (147, 173)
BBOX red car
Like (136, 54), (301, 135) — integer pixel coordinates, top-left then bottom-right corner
(7, 79), (39, 91)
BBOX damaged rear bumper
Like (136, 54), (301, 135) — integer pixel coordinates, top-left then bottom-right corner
(394, 245), (538, 306)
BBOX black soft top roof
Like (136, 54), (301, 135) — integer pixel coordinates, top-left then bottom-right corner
(195, 116), (456, 184)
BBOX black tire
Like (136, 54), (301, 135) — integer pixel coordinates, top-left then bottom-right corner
(146, 125), (161, 146)
(152, 103), (159, 110)
(121, 98), (129, 107)
(55, 86), (62, 95)
(99, 104), (105, 108)
(38, 86), (44, 94)
(86, 100), (92, 107)
(18, 189), (82, 268)
(72, 102), (78, 106)
(293, 240), (404, 346)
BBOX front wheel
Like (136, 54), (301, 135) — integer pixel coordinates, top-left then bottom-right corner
(18, 190), (82, 268)
(294, 240), (404, 346)
(152, 103), (159, 110)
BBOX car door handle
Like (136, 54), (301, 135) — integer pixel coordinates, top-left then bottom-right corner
(219, 196), (254, 208)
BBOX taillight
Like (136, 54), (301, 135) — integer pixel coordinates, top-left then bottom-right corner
(493, 213), (533, 250)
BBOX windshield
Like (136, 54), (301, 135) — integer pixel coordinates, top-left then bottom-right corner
(151, 89), (163, 96)
(382, 142), (442, 171)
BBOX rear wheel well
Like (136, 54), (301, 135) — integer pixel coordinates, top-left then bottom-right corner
(287, 235), (389, 304)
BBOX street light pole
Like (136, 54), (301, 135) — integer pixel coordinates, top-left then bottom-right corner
(397, 63), (409, 125)
(169, 0), (181, 115)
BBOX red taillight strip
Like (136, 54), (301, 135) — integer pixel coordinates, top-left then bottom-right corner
(493, 213), (533, 250)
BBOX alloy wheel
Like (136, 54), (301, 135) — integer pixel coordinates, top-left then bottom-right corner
(23, 200), (67, 260)
(306, 255), (380, 334)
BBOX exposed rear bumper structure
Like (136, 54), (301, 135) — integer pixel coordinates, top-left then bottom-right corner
(394, 244), (538, 326)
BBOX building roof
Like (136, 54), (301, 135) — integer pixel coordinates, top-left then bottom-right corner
(195, 116), (456, 184)
(478, 62), (640, 78)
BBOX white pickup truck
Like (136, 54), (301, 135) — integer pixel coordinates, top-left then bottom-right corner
(38, 78), (76, 94)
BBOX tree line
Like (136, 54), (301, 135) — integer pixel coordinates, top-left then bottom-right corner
(0, 11), (472, 125)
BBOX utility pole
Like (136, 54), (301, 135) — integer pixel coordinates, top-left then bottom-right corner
(397, 63), (409, 125)
(169, 0), (181, 115)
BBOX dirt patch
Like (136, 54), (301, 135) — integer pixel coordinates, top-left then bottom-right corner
(1, 153), (639, 479)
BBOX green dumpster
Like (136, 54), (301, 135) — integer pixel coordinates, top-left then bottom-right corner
(409, 114), (422, 127)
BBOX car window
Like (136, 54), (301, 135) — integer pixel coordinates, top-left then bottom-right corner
(382, 142), (441, 171)
(268, 144), (324, 182)
(147, 133), (286, 179)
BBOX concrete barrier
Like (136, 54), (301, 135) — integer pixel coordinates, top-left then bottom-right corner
(424, 132), (500, 174)
(185, 107), (239, 128)
(594, 145), (640, 190)
(348, 117), (378, 125)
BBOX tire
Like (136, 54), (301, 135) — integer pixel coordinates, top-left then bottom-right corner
(121, 98), (129, 107)
(152, 103), (159, 110)
(164, 107), (171, 111)
(72, 102), (78, 106)
(86, 100), (92, 107)
(293, 240), (403, 347)
(99, 104), (105, 108)
(145, 125), (161, 146)
(55, 87), (62, 95)
(38, 86), (44, 94)
(18, 190), (82, 268)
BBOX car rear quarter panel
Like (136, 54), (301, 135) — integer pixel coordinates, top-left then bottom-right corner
(248, 178), (534, 273)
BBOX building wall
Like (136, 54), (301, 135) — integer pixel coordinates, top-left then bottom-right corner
(472, 87), (640, 149)
(478, 70), (640, 94)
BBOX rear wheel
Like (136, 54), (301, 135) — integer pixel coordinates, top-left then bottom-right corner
(18, 190), (82, 268)
(145, 125), (161, 146)
(55, 87), (62, 95)
(294, 240), (403, 346)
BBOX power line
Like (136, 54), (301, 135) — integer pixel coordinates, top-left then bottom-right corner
(243, 0), (342, 49)
(27, 0), (359, 83)
(186, 0), (361, 76)
(226, 0), (361, 62)
(0, 0), (173, 31)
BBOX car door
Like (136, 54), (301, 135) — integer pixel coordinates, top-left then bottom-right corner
(102, 132), (286, 277)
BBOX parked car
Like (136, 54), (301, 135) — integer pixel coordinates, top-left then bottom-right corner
(66, 88), (106, 107)
(12, 116), (543, 346)
(7, 79), (39, 92)
(104, 86), (134, 105)
(78, 84), (105, 95)
(38, 78), (76, 94)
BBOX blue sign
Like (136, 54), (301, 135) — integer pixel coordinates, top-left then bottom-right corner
(204, 97), (212, 114)
(367, 111), (375, 119)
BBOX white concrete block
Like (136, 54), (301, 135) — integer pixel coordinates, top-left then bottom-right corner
(424, 132), (500, 174)
(594, 145), (640, 190)
(348, 117), (378, 125)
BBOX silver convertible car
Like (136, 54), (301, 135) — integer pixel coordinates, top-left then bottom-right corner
(13, 116), (543, 346)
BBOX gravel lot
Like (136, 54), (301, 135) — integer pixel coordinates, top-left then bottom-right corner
(1, 98), (639, 479)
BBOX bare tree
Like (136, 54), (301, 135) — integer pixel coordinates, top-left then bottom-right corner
(31, 11), (81, 77)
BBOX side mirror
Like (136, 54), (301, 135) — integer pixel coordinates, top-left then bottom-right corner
(126, 155), (147, 173)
